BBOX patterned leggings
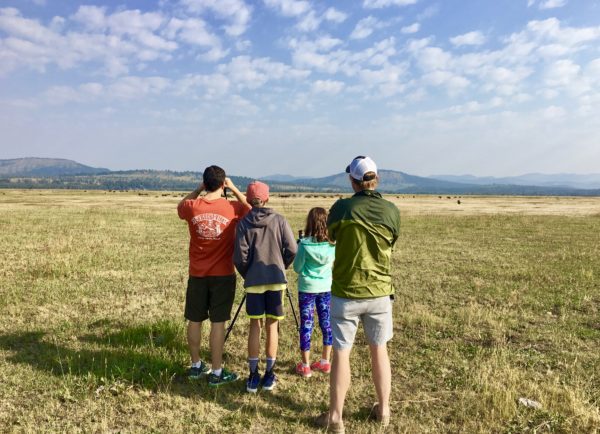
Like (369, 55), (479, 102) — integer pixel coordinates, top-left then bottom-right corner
(299, 291), (333, 352)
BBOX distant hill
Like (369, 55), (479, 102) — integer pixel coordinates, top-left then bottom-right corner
(286, 170), (600, 195)
(1, 158), (599, 196)
(295, 170), (473, 193)
(431, 173), (600, 190)
(0, 158), (109, 177)
(261, 174), (311, 182)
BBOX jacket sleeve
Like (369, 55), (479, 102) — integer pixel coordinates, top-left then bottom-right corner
(292, 241), (305, 274)
(327, 199), (342, 242)
(234, 223), (250, 278)
(390, 206), (401, 247)
(280, 218), (298, 269)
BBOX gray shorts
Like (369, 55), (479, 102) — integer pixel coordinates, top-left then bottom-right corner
(330, 294), (393, 350)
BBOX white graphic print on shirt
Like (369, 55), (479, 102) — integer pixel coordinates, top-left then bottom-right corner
(191, 213), (231, 239)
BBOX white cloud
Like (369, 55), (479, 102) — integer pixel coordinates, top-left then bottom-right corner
(542, 105), (566, 119)
(263, 0), (342, 33)
(416, 46), (452, 70)
(218, 55), (309, 89)
(423, 70), (470, 94)
(312, 80), (344, 95)
(401, 23), (420, 34)
(544, 59), (580, 87)
(585, 58), (600, 82)
(0, 7), (238, 77)
(363, 0), (418, 8)
(350, 16), (380, 40)
(539, 0), (567, 10)
(296, 11), (320, 32)
(230, 94), (259, 114)
(323, 7), (347, 23)
(180, 0), (252, 36)
(71, 5), (106, 30)
(263, 0), (310, 17)
(164, 17), (225, 60)
(40, 77), (170, 104)
(108, 76), (171, 99)
(450, 31), (486, 47)
(172, 72), (231, 98)
(358, 63), (407, 96)
(290, 36), (397, 77)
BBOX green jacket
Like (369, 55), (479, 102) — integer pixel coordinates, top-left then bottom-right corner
(327, 190), (400, 299)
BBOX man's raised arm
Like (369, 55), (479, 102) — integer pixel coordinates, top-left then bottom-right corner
(179, 182), (204, 206)
(224, 177), (249, 208)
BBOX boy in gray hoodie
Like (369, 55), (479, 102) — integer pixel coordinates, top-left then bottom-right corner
(234, 181), (297, 393)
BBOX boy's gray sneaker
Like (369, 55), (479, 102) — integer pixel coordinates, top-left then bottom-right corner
(208, 368), (238, 387)
(188, 361), (211, 379)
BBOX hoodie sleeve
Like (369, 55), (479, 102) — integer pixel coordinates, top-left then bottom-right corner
(234, 221), (250, 278)
(280, 217), (297, 269)
(292, 241), (305, 274)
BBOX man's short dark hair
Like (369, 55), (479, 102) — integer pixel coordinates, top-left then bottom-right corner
(203, 165), (226, 192)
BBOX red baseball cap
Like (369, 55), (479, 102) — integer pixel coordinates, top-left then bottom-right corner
(246, 181), (269, 202)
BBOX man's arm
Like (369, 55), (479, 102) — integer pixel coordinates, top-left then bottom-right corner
(224, 178), (249, 208)
(178, 182), (204, 207)
(233, 224), (250, 278)
(177, 182), (204, 219)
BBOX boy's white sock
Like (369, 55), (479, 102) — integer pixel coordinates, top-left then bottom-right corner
(212, 368), (222, 376)
(321, 358), (329, 365)
(302, 363), (310, 368)
(191, 361), (202, 368)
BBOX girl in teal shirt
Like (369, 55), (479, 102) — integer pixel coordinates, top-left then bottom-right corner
(293, 207), (335, 378)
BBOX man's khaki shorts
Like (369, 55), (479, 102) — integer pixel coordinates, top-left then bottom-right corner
(330, 294), (393, 350)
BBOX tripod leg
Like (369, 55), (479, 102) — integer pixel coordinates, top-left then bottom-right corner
(224, 294), (246, 343)
(286, 288), (300, 333)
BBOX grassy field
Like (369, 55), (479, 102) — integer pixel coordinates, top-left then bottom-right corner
(0, 189), (599, 433)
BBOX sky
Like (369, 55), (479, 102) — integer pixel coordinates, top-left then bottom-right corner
(1, 0), (600, 178)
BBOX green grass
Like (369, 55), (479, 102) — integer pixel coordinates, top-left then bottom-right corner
(0, 190), (598, 433)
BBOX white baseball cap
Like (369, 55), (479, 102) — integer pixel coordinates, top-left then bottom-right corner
(346, 155), (378, 181)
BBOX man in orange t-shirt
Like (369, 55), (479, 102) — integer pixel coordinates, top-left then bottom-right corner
(177, 165), (250, 387)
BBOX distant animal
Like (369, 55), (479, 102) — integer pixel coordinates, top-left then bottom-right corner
(457, 200), (461, 205)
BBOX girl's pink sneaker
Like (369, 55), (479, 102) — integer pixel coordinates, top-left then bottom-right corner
(295, 362), (312, 378)
(310, 360), (331, 374)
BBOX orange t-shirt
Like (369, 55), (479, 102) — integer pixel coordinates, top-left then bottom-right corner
(178, 197), (250, 277)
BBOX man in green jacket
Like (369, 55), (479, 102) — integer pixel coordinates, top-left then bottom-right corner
(316, 156), (400, 433)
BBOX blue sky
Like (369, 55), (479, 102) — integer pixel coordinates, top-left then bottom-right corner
(1, 0), (600, 177)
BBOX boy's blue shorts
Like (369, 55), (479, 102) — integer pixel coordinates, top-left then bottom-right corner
(246, 290), (284, 320)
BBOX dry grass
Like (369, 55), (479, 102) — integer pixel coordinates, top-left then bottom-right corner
(0, 189), (599, 433)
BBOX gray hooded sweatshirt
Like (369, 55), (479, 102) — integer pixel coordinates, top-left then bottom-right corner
(234, 207), (297, 288)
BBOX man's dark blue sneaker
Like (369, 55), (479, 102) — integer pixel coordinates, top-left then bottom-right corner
(261, 369), (277, 391)
(246, 370), (261, 393)
(208, 368), (238, 387)
(188, 361), (211, 379)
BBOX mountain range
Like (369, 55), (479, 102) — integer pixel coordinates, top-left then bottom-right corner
(430, 173), (600, 190)
(1, 158), (599, 196)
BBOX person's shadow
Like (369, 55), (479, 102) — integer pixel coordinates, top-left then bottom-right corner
(0, 321), (187, 390)
(0, 320), (307, 426)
